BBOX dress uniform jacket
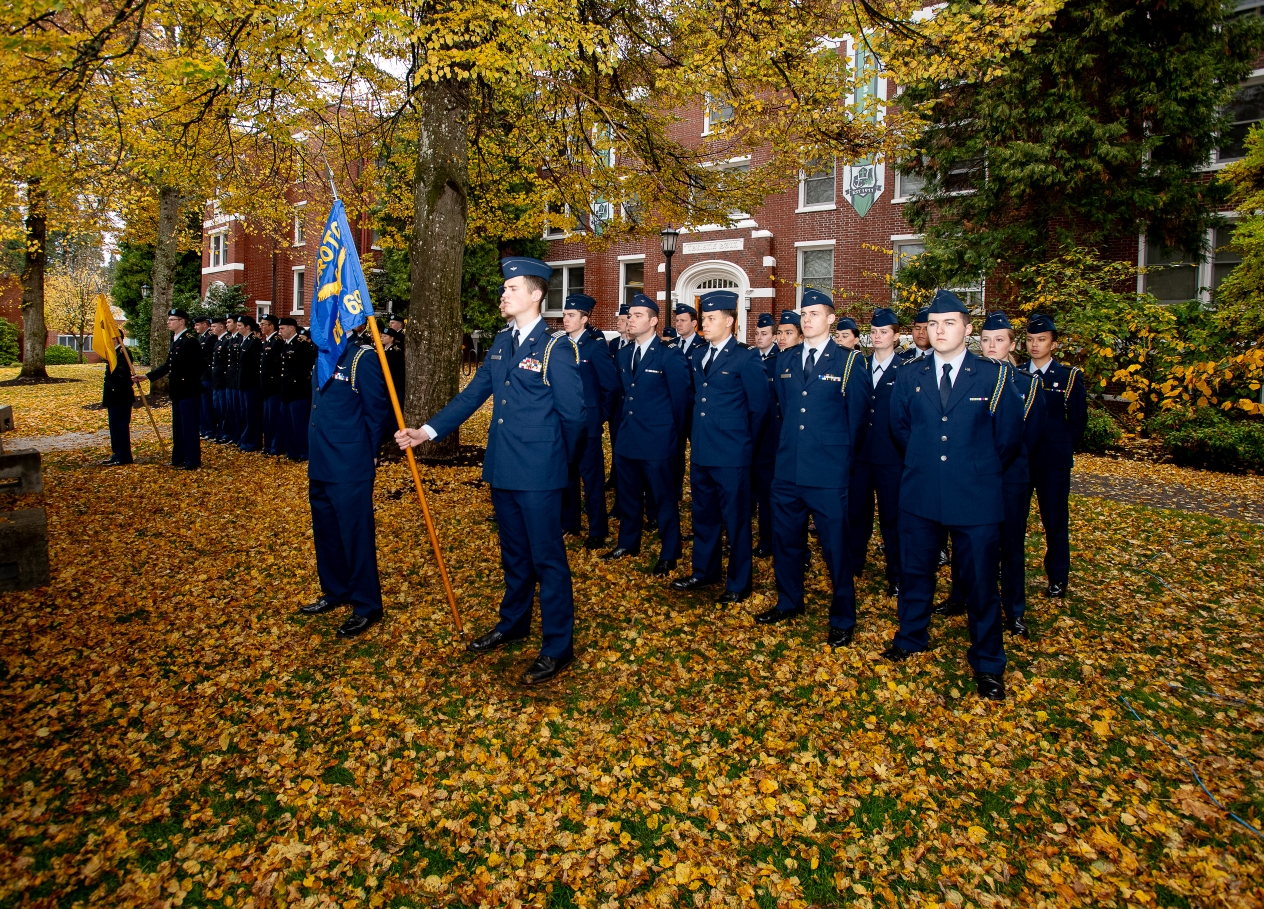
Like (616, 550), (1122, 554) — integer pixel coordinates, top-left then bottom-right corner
(261, 335), (284, 397)
(212, 333), (233, 389)
(572, 327), (618, 438)
(236, 336), (261, 391)
(427, 322), (586, 490)
(849, 352), (905, 587)
(562, 326), (618, 539)
(280, 335), (317, 461)
(147, 329), (205, 468)
(236, 334), (263, 450)
(751, 347), (780, 548)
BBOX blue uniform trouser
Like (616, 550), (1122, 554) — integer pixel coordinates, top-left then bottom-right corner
(230, 389), (245, 442)
(170, 397), (201, 469)
(848, 459), (902, 586)
(770, 479), (854, 628)
(282, 398), (310, 461)
(614, 455), (682, 561)
(946, 480), (1031, 622)
(1030, 467), (1071, 588)
(200, 380), (214, 437)
(309, 478), (382, 618)
(262, 394), (284, 455)
(106, 403), (132, 464)
(896, 511), (1006, 674)
(690, 463), (753, 594)
(752, 455), (775, 548)
(562, 433), (608, 539)
(213, 389), (230, 440)
(491, 487), (574, 660)
(238, 387), (262, 451)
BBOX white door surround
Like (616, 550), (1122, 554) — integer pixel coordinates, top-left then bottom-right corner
(674, 259), (752, 342)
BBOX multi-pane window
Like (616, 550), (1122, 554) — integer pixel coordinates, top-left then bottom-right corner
(292, 268), (306, 314)
(800, 159), (835, 208)
(704, 95), (735, 134)
(210, 232), (227, 268)
(798, 246), (834, 301)
(892, 240), (925, 281)
(1212, 224), (1242, 293)
(546, 264), (584, 314)
(894, 170), (926, 200)
(622, 261), (644, 309)
(1144, 238), (1199, 304)
(1216, 83), (1264, 163)
(293, 207), (305, 245)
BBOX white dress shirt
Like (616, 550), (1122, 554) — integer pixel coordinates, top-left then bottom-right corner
(871, 352), (896, 387)
(801, 339), (828, 371)
(932, 348), (968, 388)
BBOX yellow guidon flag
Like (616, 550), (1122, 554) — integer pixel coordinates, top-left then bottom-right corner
(90, 293), (122, 371)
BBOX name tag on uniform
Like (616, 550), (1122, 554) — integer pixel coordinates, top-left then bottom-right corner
(646, 368), (662, 374)
(490, 354), (502, 360)
(781, 372), (792, 378)
(519, 358), (542, 372)
(721, 370), (730, 375)
(821, 374), (842, 382)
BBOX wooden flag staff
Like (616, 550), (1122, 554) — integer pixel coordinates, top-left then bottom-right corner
(119, 333), (167, 458)
(364, 317), (465, 640)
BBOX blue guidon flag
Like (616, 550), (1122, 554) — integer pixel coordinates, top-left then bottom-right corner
(310, 200), (374, 388)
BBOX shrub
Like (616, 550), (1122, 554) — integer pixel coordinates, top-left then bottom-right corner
(1079, 407), (1122, 453)
(1147, 407), (1264, 473)
(43, 344), (82, 365)
(0, 317), (19, 365)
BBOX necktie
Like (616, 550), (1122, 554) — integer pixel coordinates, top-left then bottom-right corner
(512, 329), (520, 355)
(632, 345), (642, 373)
(940, 363), (953, 409)
(704, 346), (718, 375)
(803, 348), (817, 380)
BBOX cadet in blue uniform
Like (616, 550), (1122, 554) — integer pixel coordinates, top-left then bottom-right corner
(559, 293), (619, 549)
(849, 307), (904, 596)
(881, 292), (1025, 701)
(397, 258), (585, 685)
(751, 312), (780, 557)
(669, 290), (769, 603)
(279, 318), (315, 461)
(137, 308), (204, 469)
(608, 301), (631, 518)
(671, 303), (704, 501)
(1023, 314), (1086, 598)
(603, 294), (691, 576)
(936, 312), (1047, 635)
(900, 307), (932, 361)
(755, 289), (872, 646)
(259, 314), (286, 456)
(833, 316), (861, 350)
(298, 339), (390, 637)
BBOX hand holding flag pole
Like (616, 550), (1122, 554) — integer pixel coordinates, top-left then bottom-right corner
(91, 294), (166, 458)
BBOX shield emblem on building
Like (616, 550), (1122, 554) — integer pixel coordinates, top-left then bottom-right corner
(843, 160), (884, 218)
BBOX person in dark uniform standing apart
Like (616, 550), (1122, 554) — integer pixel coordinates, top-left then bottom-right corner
(1023, 313), (1086, 599)
(236, 315), (263, 451)
(881, 291), (1024, 700)
(603, 293), (691, 577)
(756, 289), (871, 644)
(194, 316), (216, 439)
(901, 307), (932, 361)
(669, 290), (769, 603)
(751, 312), (779, 558)
(101, 334), (135, 466)
(395, 258), (586, 685)
(136, 308), (204, 470)
(259, 314), (286, 456)
(279, 317), (315, 462)
(559, 293), (618, 549)
(849, 307), (904, 596)
(212, 315), (235, 442)
(297, 331), (391, 637)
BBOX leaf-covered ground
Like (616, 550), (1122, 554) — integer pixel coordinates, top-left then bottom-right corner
(0, 364), (172, 439)
(1, 382), (1262, 909)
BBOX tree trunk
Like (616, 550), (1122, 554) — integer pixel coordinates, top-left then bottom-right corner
(19, 179), (48, 379)
(148, 184), (183, 389)
(404, 77), (470, 459)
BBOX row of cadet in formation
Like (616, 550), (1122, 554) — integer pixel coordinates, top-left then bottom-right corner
(99, 309), (407, 470)
(293, 256), (1085, 695)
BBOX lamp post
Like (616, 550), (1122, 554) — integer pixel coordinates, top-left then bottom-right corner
(660, 226), (679, 331)
(141, 284), (151, 300)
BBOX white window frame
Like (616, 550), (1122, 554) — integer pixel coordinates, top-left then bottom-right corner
(1211, 74), (1264, 168)
(209, 230), (228, 269)
(544, 259), (585, 316)
(620, 256), (646, 310)
(293, 202), (307, 246)
(892, 169), (927, 203)
(291, 266), (306, 316)
(256, 301), (271, 323)
(543, 202), (571, 240)
(796, 242), (835, 305)
(797, 159), (837, 212)
(702, 93), (735, 136)
(370, 228), (381, 250)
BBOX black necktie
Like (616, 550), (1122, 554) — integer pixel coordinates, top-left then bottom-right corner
(803, 348), (817, 380)
(704, 346), (718, 375)
(632, 345), (641, 373)
(940, 363), (953, 409)
(512, 329), (520, 354)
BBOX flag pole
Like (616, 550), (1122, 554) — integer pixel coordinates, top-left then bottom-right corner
(117, 341), (168, 458)
(365, 317), (465, 640)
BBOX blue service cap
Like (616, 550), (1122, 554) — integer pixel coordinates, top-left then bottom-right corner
(982, 311), (1013, 332)
(928, 289), (969, 315)
(564, 293), (596, 312)
(778, 310), (801, 327)
(870, 307), (899, 328)
(914, 307), (930, 324)
(1027, 313), (1057, 336)
(617, 301), (630, 317)
(699, 290), (739, 312)
(836, 317), (859, 333)
(674, 302), (697, 318)
(801, 288), (834, 310)
(756, 312), (775, 328)
(662, 326), (678, 339)
(501, 257), (553, 281)
(630, 292), (658, 314)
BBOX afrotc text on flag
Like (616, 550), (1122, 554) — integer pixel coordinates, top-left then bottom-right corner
(310, 199), (375, 388)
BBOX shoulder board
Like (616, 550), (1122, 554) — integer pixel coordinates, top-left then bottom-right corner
(665, 340), (678, 348)
(551, 329), (567, 339)
(736, 342), (750, 349)
(498, 325), (512, 333)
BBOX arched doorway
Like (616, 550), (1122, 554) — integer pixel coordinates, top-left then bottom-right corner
(674, 260), (752, 342)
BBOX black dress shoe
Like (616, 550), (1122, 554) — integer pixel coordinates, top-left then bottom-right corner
(827, 626), (854, 648)
(937, 549), (950, 568)
(601, 546), (639, 561)
(653, 558), (678, 577)
(753, 545), (773, 558)
(337, 612), (381, 637)
(584, 536), (607, 551)
(466, 629), (527, 654)
(975, 672), (1006, 701)
(1046, 583), (1066, 598)
(670, 573), (714, 590)
(299, 596), (342, 615)
(716, 589), (750, 605)
(932, 598), (966, 617)
(754, 605), (803, 625)
(99, 456), (119, 466)
(522, 653), (573, 685)
(1006, 616), (1030, 638)
(880, 643), (916, 662)
(886, 582), (899, 597)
